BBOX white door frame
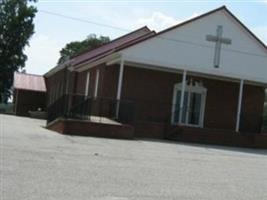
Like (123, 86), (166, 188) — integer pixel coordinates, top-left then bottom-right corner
(171, 81), (207, 127)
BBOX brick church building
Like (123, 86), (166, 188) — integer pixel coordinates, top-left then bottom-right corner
(44, 6), (267, 147)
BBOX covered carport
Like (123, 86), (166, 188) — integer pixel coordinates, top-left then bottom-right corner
(13, 72), (47, 117)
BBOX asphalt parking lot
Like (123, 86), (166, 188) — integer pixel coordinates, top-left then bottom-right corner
(1, 114), (267, 200)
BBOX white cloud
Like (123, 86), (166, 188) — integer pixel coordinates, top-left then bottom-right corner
(134, 12), (199, 31)
(135, 12), (180, 31)
(24, 34), (63, 75)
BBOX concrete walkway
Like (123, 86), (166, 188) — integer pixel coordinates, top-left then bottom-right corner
(1, 114), (267, 200)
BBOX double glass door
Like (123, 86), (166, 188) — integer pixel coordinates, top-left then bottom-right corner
(172, 84), (206, 127)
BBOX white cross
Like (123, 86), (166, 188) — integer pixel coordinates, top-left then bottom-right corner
(206, 25), (232, 68)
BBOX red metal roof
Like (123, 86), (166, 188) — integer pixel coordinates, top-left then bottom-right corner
(45, 26), (155, 77)
(72, 26), (155, 66)
(13, 72), (46, 92)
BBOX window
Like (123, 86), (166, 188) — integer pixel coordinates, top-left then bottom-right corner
(171, 80), (207, 127)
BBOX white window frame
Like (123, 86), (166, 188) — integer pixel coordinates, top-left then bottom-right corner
(171, 81), (207, 127)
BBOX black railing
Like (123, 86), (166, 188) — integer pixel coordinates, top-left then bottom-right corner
(47, 94), (135, 124)
(47, 94), (87, 123)
(47, 94), (265, 133)
(47, 94), (71, 123)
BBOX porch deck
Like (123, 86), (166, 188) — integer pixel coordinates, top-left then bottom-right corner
(46, 94), (267, 148)
(47, 117), (134, 139)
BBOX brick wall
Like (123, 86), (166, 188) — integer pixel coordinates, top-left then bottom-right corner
(45, 69), (67, 105)
(47, 118), (134, 139)
(167, 125), (267, 148)
(46, 64), (265, 137)
(240, 85), (265, 133)
(118, 66), (265, 134)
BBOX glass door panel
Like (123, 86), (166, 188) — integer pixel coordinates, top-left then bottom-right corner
(188, 92), (202, 125)
(173, 91), (188, 124)
(182, 92), (188, 123)
(172, 82), (206, 127)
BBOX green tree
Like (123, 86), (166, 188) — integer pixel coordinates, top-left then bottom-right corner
(58, 34), (110, 64)
(0, 0), (37, 103)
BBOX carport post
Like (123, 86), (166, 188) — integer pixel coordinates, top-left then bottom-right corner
(15, 90), (19, 115)
(236, 79), (244, 132)
(179, 70), (187, 124)
(116, 59), (124, 119)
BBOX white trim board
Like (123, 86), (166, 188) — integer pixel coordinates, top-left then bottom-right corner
(120, 55), (267, 85)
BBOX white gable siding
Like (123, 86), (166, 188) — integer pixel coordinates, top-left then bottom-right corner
(121, 10), (267, 84)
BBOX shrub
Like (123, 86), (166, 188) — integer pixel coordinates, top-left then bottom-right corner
(0, 103), (14, 114)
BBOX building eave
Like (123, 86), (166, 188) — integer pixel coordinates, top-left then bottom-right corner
(74, 53), (122, 72)
(44, 62), (70, 78)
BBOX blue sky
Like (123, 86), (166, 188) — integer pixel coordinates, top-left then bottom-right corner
(25, 0), (267, 75)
